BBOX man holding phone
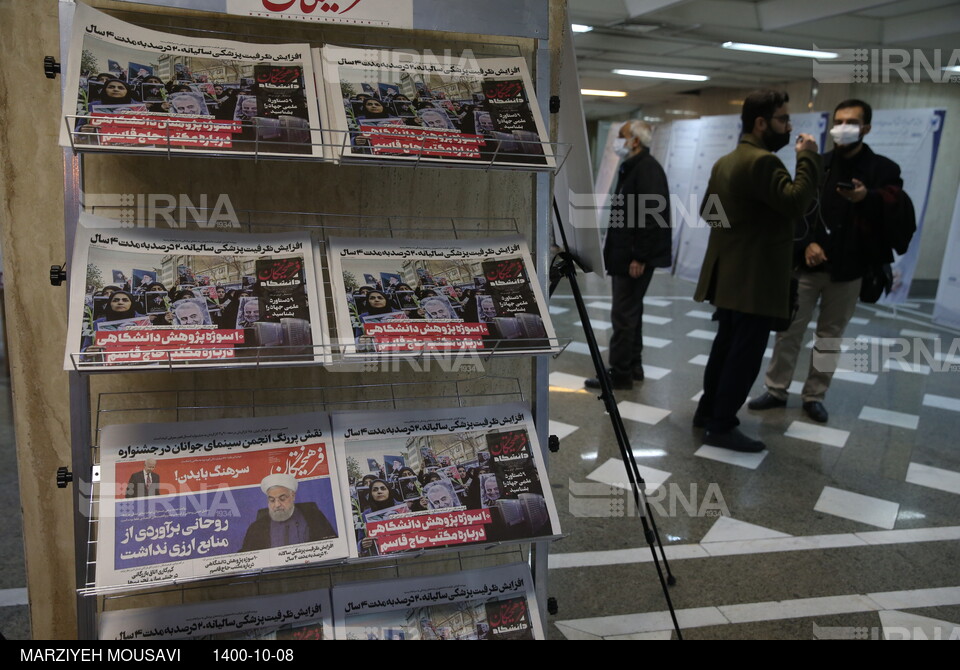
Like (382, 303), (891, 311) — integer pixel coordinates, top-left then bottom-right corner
(749, 99), (904, 423)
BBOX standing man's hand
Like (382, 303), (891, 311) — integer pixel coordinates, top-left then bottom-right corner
(796, 133), (817, 153)
(805, 242), (828, 267)
(838, 177), (868, 204)
(629, 260), (646, 279)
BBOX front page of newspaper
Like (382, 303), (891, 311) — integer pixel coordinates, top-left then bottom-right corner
(96, 413), (348, 592)
(327, 235), (558, 356)
(99, 589), (332, 640)
(332, 403), (561, 559)
(65, 216), (328, 370)
(61, 4), (324, 158)
(319, 44), (554, 168)
(332, 563), (544, 639)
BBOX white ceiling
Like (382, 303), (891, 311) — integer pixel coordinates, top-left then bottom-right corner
(570, 0), (960, 119)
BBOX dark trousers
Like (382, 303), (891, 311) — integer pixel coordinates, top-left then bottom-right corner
(697, 308), (771, 433)
(609, 269), (655, 377)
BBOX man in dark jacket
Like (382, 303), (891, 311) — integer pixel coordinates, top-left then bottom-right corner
(693, 90), (821, 452)
(749, 99), (905, 423)
(585, 120), (672, 391)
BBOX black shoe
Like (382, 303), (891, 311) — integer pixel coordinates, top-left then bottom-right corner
(703, 428), (766, 453)
(747, 392), (787, 411)
(584, 370), (633, 391)
(692, 413), (707, 429)
(633, 367), (645, 382)
(803, 401), (829, 423)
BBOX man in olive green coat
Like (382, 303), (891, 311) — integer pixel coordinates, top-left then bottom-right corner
(693, 90), (822, 453)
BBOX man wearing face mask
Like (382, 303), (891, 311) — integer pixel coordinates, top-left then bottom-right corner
(585, 120), (672, 390)
(749, 99), (904, 424)
(693, 90), (821, 452)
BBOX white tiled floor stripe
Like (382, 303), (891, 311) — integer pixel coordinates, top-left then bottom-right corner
(548, 420), (580, 440)
(849, 316), (870, 325)
(883, 359), (931, 375)
(0, 587), (28, 607)
(832, 369), (879, 385)
(905, 462), (960, 496)
(899, 328), (940, 339)
(585, 301), (613, 311)
(923, 394), (960, 413)
(643, 336), (672, 349)
(689, 354), (709, 366)
(641, 364), (671, 380)
(617, 400), (671, 425)
(548, 305), (570, 315)
(858, 406), (920, 430)
(700, 516), (791, 544)
(877, 611), (960, 640)
(933, 352), (960, 366)
(548, 526), (960, 570)
(585, 457), (671, 495)
(564, 341), (608, 356)
(686, 310), (713, 320)
(814, 486), (900, 530)
(644, 298), (672, 307)
(784, 421), (850, 448)
(549, 372), (590, 391)
(694, 445), (768, 470)
(554, 586), (960, 637)
(643, 314), (672, 325)
(687, 329), (717, 340)
(691, 391), (703, 401)
(575, 319), (612, 331)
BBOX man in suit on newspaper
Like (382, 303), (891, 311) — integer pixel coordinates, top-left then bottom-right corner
(240, 473), (336, 551)
(125, 458), (161, 498)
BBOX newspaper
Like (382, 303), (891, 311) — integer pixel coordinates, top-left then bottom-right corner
(99, 589), (331, 640)
(327, 236), (558, 356)
(332, 563), (543, 639)
(332, 403), (560, 559)
(318, 45), (554, 168)
(64, 214), (328, 369)
(95, 413), (348, 592)
(60, 4), (323, 158)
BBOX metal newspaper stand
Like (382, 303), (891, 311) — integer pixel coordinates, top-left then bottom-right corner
(52, 0), (560, 639)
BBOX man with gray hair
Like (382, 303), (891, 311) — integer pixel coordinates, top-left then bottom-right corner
(240, 473), (336, 551)
(586, 120), (672, 390)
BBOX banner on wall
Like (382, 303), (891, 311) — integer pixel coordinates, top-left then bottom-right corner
(866, 108), (945, 304)
(933, 183), (960, 329)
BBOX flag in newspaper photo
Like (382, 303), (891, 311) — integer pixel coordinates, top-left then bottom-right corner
(319, 44), (554, 168)
(333, 403), (560, 559)
(60, 4), (323, 157)
(64, 216), (328, 369)
(99, 589), (332, 640)
(328, 236), (558, 356)
(332, 563), (544, 639)
(95, 413), (348, 593)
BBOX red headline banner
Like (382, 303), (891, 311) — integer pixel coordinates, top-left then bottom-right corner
(360, 124), (485, 159)
(90, 113), (241, 148)
(365, 509), (492, 538)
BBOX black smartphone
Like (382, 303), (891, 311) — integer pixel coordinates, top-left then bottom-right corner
(836, 181), (855, 190)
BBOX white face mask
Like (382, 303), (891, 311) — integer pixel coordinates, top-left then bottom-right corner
(612, 137), (630, 158)
(830, 123), (861, 146)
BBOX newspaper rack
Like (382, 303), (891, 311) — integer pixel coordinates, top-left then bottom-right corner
(55, 0), (559, 640)
(80, 375), (565, 597)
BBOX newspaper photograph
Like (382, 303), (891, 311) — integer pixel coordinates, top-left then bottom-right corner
(96, 413), (348, 593)
(319, 44), (554, 168)
(327, 236), (558, 356)
(60, 4), (323, 157)
(64, 216), (328, 369)
(332, 563), (543, 639)
(99, 589), (331, 640)
(332, 403), (560, 559)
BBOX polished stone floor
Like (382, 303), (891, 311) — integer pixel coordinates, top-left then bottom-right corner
(2, 270), (959, 640)
(544, 271), (960, 640)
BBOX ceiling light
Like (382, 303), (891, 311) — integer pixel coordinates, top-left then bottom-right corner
(571, 24), (593, 33)
(613, 68), (709, 82)
(722, 41), (838, 60)
(581, 89), (627, 97)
